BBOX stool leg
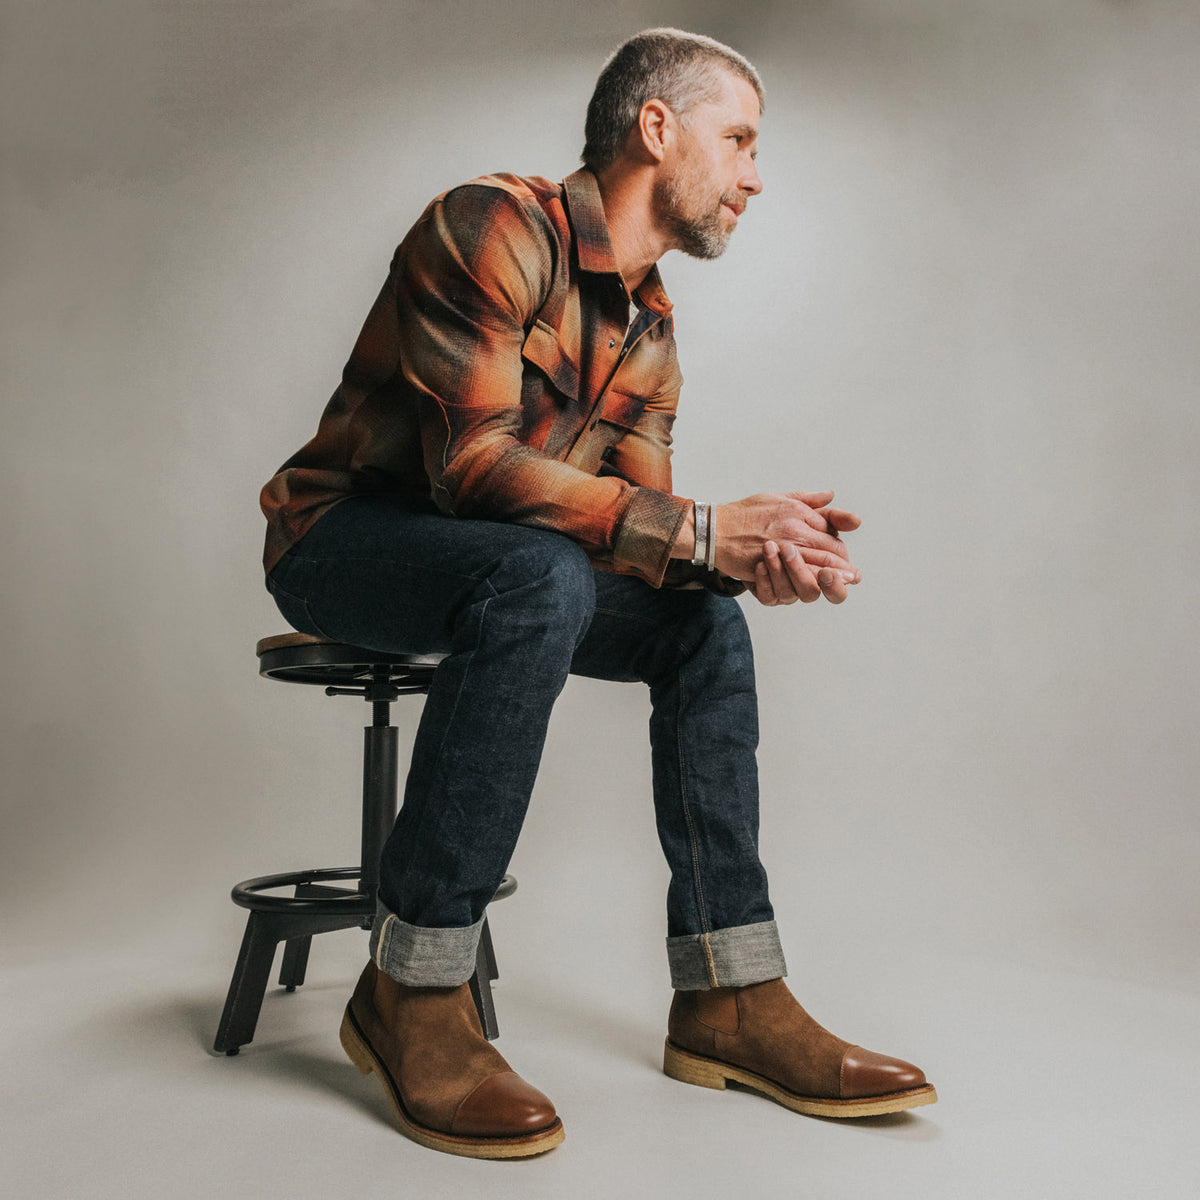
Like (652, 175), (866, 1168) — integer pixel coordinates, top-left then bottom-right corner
(216, 908), (365, 1054)
(468, 926), (500, 1041)
(214, 911), (283, 1055)
(277, 879), (330, 989)
(278, 935), (312, 991)
(480, 915), (500, 982)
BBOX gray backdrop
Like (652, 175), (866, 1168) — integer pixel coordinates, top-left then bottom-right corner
(4, 0), (1197, 1014)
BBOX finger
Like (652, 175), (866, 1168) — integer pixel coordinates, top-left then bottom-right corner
(817, 507), (862, 533)
(785, 490), (834, 508)
(795, 546), (861, 582)
(779, 543), (821, 603)
(764, 541), (799, 605)
(754, 557), (778, 606)
(802, 509), (855, 539)
(816, 567), (848, 604)
(803, 509), (838, 535)
(749, 584), (779, 609)
(792, 528), (855, 562)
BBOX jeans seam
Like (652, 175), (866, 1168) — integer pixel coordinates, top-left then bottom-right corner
(593, 604), (712, 943)
(700, 931), (719, 987)
(676, 665), (713, 944)
(266, 575), (336, 641)
(373, 913), (396, 969)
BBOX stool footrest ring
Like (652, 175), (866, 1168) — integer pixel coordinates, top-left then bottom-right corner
(231, 867), (371, 916)
(231, 868), (518, 916)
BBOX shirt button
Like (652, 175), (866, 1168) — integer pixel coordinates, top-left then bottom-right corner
(608, 339), (616, 349)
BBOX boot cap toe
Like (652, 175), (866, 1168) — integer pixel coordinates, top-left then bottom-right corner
(840, 1046), (927, 1099)
(452, 1070), (558, 1136)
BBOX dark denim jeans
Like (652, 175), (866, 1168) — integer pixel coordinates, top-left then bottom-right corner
(267, 495), (785, 989)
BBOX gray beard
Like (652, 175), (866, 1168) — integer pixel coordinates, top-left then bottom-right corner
(655, 176), (733, 261)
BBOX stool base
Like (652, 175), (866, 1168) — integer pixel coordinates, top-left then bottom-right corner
(214, 868), (512, 1055)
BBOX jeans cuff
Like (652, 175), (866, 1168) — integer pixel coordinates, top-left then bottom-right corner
(369, 899), (484, 987)
(666, 920), (787, 990)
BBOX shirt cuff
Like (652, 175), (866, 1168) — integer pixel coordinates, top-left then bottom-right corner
(612, 488), (692, 587)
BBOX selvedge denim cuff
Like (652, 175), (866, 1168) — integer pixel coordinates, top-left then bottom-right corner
(666, 920), (787, 990)
(370, 899), (484, 987)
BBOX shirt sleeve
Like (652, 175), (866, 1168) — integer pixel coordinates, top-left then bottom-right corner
(393, 183), (689, 586)
(603, 362), (681, 494)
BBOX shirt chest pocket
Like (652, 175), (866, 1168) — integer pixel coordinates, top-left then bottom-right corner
(577, 390), (652, 477)
(597, 389), (648, 433)
(520, 321), (581, 411)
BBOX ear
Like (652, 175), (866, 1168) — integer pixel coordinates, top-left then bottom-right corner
(636, 98), (674, 164)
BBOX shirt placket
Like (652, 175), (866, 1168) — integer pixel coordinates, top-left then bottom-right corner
(566, 276), (662, 467)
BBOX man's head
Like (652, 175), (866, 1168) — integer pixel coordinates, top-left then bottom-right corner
(582, 28), (764, 174)
(583, 28), (765, 261)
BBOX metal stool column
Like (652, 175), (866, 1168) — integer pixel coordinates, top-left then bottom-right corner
(361, 671), (398, 907)
(274, 666), (400, 994)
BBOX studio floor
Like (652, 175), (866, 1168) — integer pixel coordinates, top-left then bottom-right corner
(4, 920), (1196, 1200)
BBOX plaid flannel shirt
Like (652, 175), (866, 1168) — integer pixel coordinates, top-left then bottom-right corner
(261, 167), (738, 593)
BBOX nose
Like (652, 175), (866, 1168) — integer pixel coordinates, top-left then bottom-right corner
(739, 157), (763, 197)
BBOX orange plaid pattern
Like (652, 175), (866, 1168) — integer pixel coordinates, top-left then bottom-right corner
(261, 169), (697, 586)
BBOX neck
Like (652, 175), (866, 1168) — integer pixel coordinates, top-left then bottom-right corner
(594, 163), (671, 293)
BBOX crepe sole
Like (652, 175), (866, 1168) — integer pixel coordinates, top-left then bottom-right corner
(664, 1038), (938, 1118)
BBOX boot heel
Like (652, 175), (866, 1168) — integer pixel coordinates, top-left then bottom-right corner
(339, 1005), (375, 1076)
(663, 1040), (728, 1090)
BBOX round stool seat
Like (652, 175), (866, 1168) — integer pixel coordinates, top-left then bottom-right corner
(256, 632), (446, 689)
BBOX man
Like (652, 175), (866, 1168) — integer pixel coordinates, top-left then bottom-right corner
(260, 28), (935, 1159)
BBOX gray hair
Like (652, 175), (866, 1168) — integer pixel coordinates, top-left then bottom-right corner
(581, 28), (764, 172)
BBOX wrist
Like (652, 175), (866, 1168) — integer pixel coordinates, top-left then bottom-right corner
(671, 506), (696, 560)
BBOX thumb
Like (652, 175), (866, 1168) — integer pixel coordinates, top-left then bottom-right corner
(784, 489), (834, 507)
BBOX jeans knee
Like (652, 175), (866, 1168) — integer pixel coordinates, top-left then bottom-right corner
(679, 593), (755, 677)
(485, 532), (596, 637)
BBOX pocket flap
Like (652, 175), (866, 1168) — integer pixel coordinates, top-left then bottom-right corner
(599, 389), (647, 431)
(521, 321), (580, 401)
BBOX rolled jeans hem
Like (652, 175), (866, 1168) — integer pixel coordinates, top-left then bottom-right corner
(666, 920), (787, 990)
(369, 899), (483, 987)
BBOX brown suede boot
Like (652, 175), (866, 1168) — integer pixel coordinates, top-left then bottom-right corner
(664, 978), (937, 1117)
(339, 961), (563, 1158)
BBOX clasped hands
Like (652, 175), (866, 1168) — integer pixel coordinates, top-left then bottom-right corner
(716, 490), (861, 607)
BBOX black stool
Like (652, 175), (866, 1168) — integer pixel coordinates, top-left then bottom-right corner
(214, 632), (516, 1055)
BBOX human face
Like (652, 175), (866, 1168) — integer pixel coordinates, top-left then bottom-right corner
(653, 71), (763, 260)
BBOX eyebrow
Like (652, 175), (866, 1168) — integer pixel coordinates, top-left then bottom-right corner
(725, 122), (758, 138)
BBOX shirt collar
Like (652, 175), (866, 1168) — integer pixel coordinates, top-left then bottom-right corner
(563, 168), (674, 318)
